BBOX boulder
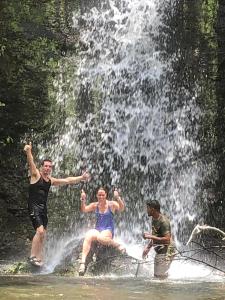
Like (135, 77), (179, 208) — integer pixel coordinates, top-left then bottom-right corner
(53, 239), (140, 277)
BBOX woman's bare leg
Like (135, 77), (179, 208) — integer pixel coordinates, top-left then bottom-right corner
(81, 229), (99, 263)
(81, 229), (126, 264)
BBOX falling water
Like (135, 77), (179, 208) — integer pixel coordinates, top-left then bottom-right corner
(43, 0), (209, 276)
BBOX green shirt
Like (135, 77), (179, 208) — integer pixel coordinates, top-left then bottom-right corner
(152, 214), (174, 255)
(152, 214), (171, 237)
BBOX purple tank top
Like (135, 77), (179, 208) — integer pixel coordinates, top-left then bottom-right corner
(95, 204), (114, 237)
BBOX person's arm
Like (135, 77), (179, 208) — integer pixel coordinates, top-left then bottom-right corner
(80, 189), (97, 213)
(111, 189), (125, 212)
(142, 232), (170, 259)
(51, 171), (90, 186)
(143, 232), (171, 245)
(23, 142), (39, 181)
(142, 240), (153, 259)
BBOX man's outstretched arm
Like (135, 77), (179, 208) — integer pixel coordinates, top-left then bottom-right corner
(51, 171), (90, 186)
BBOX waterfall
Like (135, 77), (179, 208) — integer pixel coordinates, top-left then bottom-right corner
(44, 0), (204, 272)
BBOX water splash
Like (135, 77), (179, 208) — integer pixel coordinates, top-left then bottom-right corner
(43, 0), (210, 277)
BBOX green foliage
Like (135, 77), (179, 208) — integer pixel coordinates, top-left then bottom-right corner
(200, 0), (218, 38)
(6, 262), (30, 274)
(0, 0), (79, 213)
(0, 1), (61, 147)
(189, 0), (219, 153)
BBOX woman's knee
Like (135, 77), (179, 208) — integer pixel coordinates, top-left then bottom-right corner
(85, 230), (98, 242)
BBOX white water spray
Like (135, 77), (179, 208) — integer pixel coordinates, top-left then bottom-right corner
(43, 0), (213, 279)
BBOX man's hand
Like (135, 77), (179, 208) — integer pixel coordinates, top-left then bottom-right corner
(24, 142), (32, 152)
(142, 232), (153, 240)
(81, 171), (90, 182)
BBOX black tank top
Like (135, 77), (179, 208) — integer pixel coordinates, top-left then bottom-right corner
(28, 176), (51, 212)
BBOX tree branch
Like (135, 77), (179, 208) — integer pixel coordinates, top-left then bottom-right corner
(186, 224), (225, 245)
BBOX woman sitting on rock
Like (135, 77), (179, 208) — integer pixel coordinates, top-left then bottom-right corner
(79, 187), (126, 276)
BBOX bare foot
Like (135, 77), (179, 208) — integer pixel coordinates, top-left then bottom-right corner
(78, 262), (86, 276)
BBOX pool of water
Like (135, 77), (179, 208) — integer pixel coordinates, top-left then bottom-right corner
(0, 275), (224, 300)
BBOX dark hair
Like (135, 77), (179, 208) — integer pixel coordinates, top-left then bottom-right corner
(97, 186), (108, 196)
(41, 159), (52, 166)
(146, 200), (160, 211)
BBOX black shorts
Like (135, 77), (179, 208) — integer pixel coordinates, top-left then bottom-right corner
(29, 211), (48, 230)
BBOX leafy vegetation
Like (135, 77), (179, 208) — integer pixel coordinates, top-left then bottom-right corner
(0, 0), (224, 259)
(0, 0), (78, 234)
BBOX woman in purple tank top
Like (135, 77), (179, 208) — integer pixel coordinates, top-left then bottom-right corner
(79, 187), (126, 276)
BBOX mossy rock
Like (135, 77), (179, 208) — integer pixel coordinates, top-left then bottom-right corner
(2, 261), (43, 274)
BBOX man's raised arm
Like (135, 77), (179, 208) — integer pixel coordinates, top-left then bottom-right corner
(23, 142), (39, 179)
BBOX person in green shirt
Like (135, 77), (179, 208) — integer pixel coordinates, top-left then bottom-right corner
(142, 200), (176, 279)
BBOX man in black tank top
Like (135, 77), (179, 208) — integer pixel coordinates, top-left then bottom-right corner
(24, 142), (90, 267)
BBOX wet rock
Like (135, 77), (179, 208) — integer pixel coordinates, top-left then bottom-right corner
(0, 260), (36, 275)
(53, 240), (140, 277)
(0, 239), (140, 277)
